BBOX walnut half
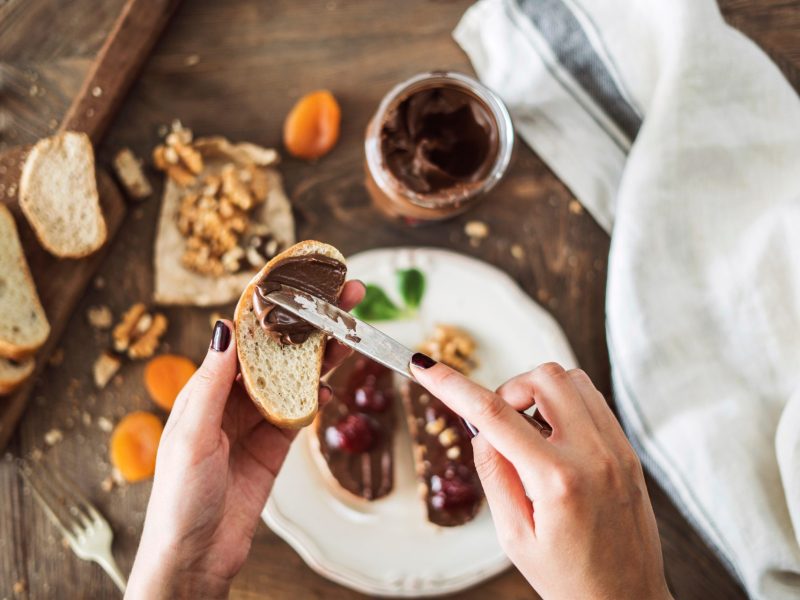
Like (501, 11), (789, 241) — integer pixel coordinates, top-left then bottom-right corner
(112, 303), (168, 360)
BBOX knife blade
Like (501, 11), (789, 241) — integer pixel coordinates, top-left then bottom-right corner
(265, 285), (415, 378)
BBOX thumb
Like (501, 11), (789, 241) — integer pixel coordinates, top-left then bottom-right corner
(171, 320), (238, 437)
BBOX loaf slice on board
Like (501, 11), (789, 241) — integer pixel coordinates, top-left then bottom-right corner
(0, 205), (50, 359)
(19, 131), (107, 258)
(234, 240), (345, 428)
(0, 357), (35, 395)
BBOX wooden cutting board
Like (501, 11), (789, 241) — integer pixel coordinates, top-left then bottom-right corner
(0, 0), (182, 451)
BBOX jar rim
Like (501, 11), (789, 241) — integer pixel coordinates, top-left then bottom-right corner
(365, 71), (514, 211)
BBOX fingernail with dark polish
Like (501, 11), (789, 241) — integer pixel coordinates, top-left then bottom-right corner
(460, 418), (479, 438)
(211, 320), (231, 352)
(410, 352), (437, 370)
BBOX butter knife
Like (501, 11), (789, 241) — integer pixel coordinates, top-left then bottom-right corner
(265, 285), (415, 378)
(265, 285), (553, 437)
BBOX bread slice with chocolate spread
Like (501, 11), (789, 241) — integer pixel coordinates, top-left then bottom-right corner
(234, 240), (346, 428)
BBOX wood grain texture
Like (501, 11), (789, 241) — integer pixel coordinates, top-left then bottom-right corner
(1, 0), (797, 598)
(0, 0), (181, 452)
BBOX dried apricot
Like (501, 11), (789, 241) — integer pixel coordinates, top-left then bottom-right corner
(283, 90), (341, 160)
(144, 354), (196, 411)
(109, 411), (163, 482)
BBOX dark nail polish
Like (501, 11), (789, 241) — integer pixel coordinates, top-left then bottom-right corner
(211, 321), (231, 352)
(460, 418), (479, 438)
(410, 352), (437, 370)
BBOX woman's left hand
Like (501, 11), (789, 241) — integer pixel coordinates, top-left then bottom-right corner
(126, 281), (365, 600)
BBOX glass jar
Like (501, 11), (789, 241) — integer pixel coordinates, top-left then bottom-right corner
(365, 71), (514, 224)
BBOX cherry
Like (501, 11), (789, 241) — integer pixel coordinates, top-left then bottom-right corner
(325, 413), (380, 453)
(430, 473), (479, 510)
(354, 382), (392, 413)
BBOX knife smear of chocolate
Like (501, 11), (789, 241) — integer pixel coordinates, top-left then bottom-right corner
(252, 253), (347, 345)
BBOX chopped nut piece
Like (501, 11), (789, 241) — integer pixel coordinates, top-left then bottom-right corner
(93, 352), (121, 389)
(82, 412), (92, 427)
(30, 448), (43, 462)
(111, 467), (126, 487)
(113, 304), (168, 359)
(446, 446), (462, 460)
(13, 579), (26, 594)
(44, 428), (63, 446)
(418, 325), (478, 375)
(100, 475), (115, 492)
(113, 148), (153, 200)
(97, 416), (114, 433)
(113, 303), (147, 352)
(464, 220), (489, 241)
(174, 141), (203, 174)
(510, 243), (525, 260)
(568, 200), (584, 215)
(128, 313), (168, 359)
(87, 304), (113, 330)
(425, 417), (446, 436)
(439, 427), (459, 447)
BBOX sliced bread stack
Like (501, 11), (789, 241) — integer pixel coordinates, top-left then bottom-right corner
(0, 205), (50, 394)
(0, 130), (108, 394)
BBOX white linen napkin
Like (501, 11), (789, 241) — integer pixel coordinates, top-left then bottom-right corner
(455, 1), (800, 598)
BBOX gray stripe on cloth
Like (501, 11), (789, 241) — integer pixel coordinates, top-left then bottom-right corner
(606, 324), (747, 590)
(515, 0), (642, 143)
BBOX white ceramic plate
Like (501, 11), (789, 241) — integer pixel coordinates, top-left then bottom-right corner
(263, 247), (577, 597)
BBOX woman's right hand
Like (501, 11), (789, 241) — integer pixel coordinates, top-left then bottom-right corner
(409, 356), (672, 600)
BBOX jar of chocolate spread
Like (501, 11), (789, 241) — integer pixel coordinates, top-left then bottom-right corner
(365, 71), (513, 223)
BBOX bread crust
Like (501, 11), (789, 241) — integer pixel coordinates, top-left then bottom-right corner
(19, 131), (107, 259)
(0, 357), (35, 395)
(234, 240), (345, 428)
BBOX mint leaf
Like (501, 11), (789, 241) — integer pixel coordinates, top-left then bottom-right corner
(352, 284), (402, 321)
(397, 268), (425, 310)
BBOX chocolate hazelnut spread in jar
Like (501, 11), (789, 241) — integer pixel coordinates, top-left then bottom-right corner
(365, 71), (513, 224)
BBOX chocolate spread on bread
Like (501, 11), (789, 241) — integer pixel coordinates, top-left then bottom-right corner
(252, 253), (346, 345)
(316, 357), (395, 500)
(380, 86), (498, 195)
(401, 380), (483, 527)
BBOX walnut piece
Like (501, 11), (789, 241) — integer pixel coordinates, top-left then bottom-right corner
(93, 352), (121, 389)
(153, 121), (203, 186)
(87, 304), (113, 330)
(112, 148), (153, 200)
(175, 161), (279, 277)
(112, 303), (168, 359)
(418, 324), (478, 376)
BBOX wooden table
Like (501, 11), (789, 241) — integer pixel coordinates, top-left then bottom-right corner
(1, 1), (797, 597)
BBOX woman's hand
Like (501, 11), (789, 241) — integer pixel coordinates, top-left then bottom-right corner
(126, 281), (365, 600)
(410, 356), (672, 600)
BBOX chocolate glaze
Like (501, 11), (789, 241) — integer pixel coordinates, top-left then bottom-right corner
(252, 253), (346, 345)
(380, 86), (498, 196)
(400, 380), (483, 527)
(316, 357), (395, 501)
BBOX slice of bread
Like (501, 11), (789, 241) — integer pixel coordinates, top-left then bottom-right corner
(234, 240), (345, 428)
(0, 205), (50, 359)
(19, 131), (107, 258)
(0, 356), (35, 395)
